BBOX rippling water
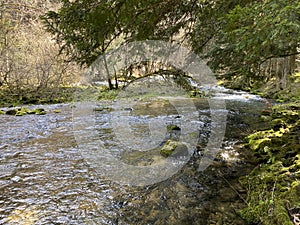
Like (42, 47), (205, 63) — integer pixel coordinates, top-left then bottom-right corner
(0, 89), (270, 224)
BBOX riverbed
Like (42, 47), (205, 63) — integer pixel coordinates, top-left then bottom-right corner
(0, 88), (270, 224)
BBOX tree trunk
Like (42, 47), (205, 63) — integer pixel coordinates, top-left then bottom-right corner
(277, 55), (296, 90)
(102, 54), (114, 90)
(262, 55), (296, 90)
(114, 69), (118, 89)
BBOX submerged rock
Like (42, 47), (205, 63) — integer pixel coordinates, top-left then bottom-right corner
(93, 106), (112, 112)
(160, 140), (187, 157)
(167, 124), (181, 131)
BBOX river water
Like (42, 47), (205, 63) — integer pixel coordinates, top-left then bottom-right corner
(0, 88), (270, 224)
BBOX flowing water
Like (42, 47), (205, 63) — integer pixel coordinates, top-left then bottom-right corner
(0, 88), (271, 224)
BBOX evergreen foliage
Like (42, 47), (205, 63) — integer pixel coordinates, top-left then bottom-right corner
(42, 0), (300, 89)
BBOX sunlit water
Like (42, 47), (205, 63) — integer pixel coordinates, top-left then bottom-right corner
(0, 88), (270, 224)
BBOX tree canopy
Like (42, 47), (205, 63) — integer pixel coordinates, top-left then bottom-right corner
(42, 0), (300, 89)
(194, 0), (300, 88)
(42, 0), (197, 66)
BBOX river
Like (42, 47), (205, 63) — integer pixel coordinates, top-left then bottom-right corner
(0, 87), (270, 224)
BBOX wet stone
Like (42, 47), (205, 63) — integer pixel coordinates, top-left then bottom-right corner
(6, 109), (17, 115)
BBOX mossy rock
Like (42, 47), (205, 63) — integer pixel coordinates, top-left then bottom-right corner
(189, 89), (204, 98)
(6, 109), (17, 115)
(53, 109), (61, 113)
(241, 101), (300, 225)
(93, 107), (104, 112)
(15, 111), (24, 116)
(0, 110), (5, 115)
(35, 108), (46, 115)
(167, 124), (181, 131)
(161, 140), (178, 157)
(4, 107), (42, 116)
(93, 106), (112, 112)
(27, 109), (37, 114)
(247, 137), (271, 151)
(16, 107), (30, 116)
(271, 118), (286, 128)
(260, 115), (272, 122)
(160, 140), (187, 157)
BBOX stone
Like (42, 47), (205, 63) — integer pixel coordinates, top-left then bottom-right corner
(6, 109), (17, 115)
(160, 140), (179, 157)
(11, 176), (21, 182)
(160, 140), (187, 157)
(35, 108), (46, 115)
(15, 107), (29, 116)
(167, 124), (181, 131)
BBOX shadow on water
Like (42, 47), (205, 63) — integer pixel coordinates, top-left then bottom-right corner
(0, 90), (271, 224)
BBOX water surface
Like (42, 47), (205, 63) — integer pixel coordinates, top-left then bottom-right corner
(0, 89), (270, 224)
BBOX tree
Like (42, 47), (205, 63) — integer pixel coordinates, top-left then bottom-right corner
(190, 0), (300, 89)
(43, 0), (300, 90)
(0, 0), (80, 98)
(42, 0), (198, 89)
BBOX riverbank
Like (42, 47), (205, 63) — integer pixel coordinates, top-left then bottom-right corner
(236, 75), (300, 224)
(240, 101), (300, 224)
(0, 86), (76, 107)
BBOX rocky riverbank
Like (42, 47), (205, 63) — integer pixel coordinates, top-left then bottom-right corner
(240, 101), (300, 224)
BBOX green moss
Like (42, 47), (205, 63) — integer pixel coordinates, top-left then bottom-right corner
(3, 107), (47, 116)
(15, 109), (25, 116)
(166, 124), (181, 131)
(6, 109), (17, 115)
(26, 109), (37, 114)
(35, 108), (46, 115)
(0, 86), (82, 107)
(241, 102), (300, 224)
(248, 137), (271, 151)
(240, 162), (298, 225)
(189, 89), (204, 98)
(98, 89), (118, 100)
(271, 118), (286, 128)
(0, 110), (5, 115)
(160, 140), (179, 157)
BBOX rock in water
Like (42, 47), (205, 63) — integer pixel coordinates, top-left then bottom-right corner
(167, 124), (181, 131)
(35, 108), (46, 115)
(6, 109), (17, 115)
(160, 140), (188, 157)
